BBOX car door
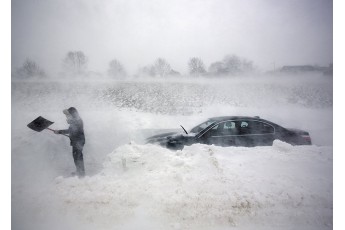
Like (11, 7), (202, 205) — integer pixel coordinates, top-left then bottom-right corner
(199, 121), (238, 146)
(235, 120), (254, 146)
(252, 121), (276, 145)
(235, 120), (275, 146)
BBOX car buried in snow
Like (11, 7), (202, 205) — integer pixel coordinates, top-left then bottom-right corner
(146, 116), (312, 150)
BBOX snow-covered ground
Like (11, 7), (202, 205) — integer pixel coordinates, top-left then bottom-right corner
(11, 74), (333, 230)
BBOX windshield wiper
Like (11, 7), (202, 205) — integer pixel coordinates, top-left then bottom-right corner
(180, 125), (188, 135)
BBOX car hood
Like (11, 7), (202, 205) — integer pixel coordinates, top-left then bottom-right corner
(146, 131), (179, 143)
(146, 131), (196, 144)
(147, 131), (179, 139)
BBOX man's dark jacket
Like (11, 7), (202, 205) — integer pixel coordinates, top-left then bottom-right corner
(58, 118), (85, 147)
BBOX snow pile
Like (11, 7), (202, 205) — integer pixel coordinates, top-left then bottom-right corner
(53, 141), (333, 230)
(12, 75), (333, 229)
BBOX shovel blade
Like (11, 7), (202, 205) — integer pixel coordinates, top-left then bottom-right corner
(27, 116), (54, 132)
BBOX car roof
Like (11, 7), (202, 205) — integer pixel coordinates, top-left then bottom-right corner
(208, 116), (261, 121)
(207, 116), (280, 127)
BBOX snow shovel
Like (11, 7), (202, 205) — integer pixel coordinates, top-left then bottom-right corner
(27, 116), (69, 137)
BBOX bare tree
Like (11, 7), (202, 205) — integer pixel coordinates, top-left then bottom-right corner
(136, 58), (178, 77)
(15, 58), (46, 78)
(137, 65), (156, 77)
(208, 61), (227, 75)
(223, 55), (242, 75)
(108, 59), (126, 78)
(62, 51), (88, 75)
(208, 54), (255, 76)
(169, 69), (181, 76)
(241, 58), (255, 73)
(154, 58), (171, 77)
(188, 57), (206, 76)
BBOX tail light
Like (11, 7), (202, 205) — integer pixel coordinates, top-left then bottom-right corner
(301, 135), (312, 144)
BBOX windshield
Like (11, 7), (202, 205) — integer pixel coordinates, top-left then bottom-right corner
(190, 120), (216, 133)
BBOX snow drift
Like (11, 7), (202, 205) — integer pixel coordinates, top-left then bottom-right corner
(38, 141), (333, 230)
(12, 74), (333, 230)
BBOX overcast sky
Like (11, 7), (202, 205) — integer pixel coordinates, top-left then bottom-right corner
(12, 0), (333, 75)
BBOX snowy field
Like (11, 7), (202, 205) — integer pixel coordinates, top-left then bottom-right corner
(11, 74), (333, 230)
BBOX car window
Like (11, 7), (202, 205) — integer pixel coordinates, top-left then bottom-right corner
(237, 120), (274, 135)
(211, 124), (219, 130)
(222, 121), (238, 135)
(240, 121), (249, 128)
(203, 123), (222, 137)
(203, 121), (238, 137)
(190, 120), (215, 133)
(251, 121), (274, 134)
(238, 121), (251, 134)
(224, 121), (235, 129)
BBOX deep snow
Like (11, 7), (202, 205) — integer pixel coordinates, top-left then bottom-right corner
(11, 74), (333, 230)
(50, 141), (332, 230)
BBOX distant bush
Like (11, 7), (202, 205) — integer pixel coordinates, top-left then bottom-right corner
(136, 58), (180, 78)
(188, 57), (206, 76)
(62, 51), (88, 76)
(14, 59), (46, 79)
(208, 54), (255, 76)
(108, 59), (127, 78)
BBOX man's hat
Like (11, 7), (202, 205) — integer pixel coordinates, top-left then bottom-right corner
(63, 107), (78, 116)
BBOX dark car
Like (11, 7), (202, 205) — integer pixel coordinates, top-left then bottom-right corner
(146, 116), (312, 150)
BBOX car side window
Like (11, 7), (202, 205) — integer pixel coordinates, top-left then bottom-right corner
(222, 121), (237, 135)
(262, 123), (274, 133)
(240, 121), (249, 128)
(203, 121), (238, 137)
(190, 120), (215, 133)
(202, 120), (275, 137)
(251, 121), (274, 134)
(238, 121), (251, 134)
(203, 123), (222, 137)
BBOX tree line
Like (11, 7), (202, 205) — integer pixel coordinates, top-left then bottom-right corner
(13, 51), (256, 79)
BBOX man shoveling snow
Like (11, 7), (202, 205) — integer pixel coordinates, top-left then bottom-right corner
(54, 107), (86, 178)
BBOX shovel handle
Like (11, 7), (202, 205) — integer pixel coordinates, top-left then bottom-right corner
(46, 128), (69, 137)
